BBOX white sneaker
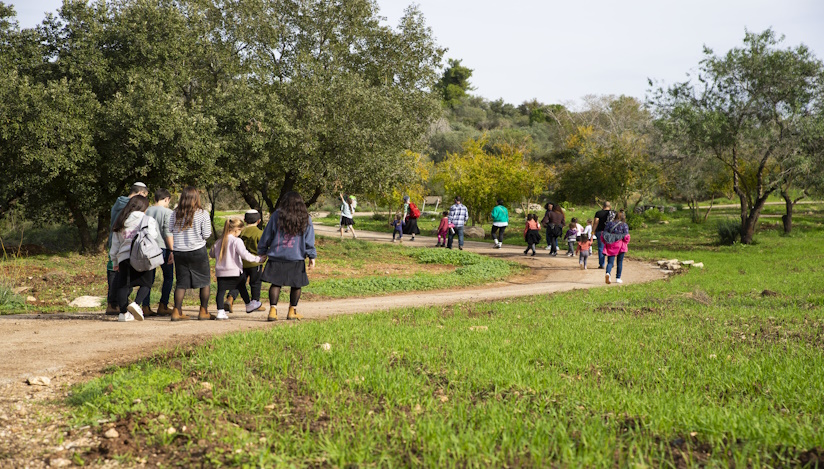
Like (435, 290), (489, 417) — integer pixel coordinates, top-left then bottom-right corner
(216, 310), (229, 320)
(127, 302), (144, 321)
(544, 245), (551, 250)
(118, 312), (135, 322)
(616, 278), (623, 284)
(605, 273), (611, 284)
(246, 300), (262, 313)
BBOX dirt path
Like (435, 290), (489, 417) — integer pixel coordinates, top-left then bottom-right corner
(0, 225), (665, 386)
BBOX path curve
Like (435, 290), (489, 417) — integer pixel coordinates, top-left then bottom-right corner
(0, 225), (666, 385)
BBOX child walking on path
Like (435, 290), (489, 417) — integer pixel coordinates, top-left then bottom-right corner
(390, 214), (404, 243)
(339, 193), (357, 239)
(490, 199), (509, 249)
(576, 234), (593, 270)
(583, 219), (593, 254)
(258, 191), (317, 321)
(601, 211), (631, 284)
(436, 211), (449, 247)
(109, 195), (157, 322)
(169, 186), (213, 321)
(210, 218), (265, 320)
(523, 214), (541, 256)
(227, 210), (265, 313)
(564, 222), (579, 256)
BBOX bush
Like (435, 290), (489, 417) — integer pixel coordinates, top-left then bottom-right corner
(0, 285), (25, 309)
(642, 208), (667, 224)
(625, 212), (643, 230)
(372, 213), (389, 221)
(717, 219), (741, 245)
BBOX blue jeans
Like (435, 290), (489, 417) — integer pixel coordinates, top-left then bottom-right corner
(605, 252), (625, 279)
(595, 231), (605, 267)
(447, 226), (464, 248)
(143, 248), (174, 306)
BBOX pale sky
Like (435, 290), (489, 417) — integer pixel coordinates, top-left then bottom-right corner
(8, 0), (824, 107)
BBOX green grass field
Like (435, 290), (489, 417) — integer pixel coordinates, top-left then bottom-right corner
(63, 209), (824, 466)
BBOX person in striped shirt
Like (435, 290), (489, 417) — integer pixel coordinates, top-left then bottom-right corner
(168, 186), (213, 321)
(446, 196), (469, 250)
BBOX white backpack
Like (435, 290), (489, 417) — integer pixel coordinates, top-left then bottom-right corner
(129, 215), (164, 272)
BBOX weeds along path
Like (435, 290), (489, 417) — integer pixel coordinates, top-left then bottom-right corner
(0, 224), (665, 385)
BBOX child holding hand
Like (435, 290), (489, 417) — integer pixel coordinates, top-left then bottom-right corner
(436, 211), (450, 247)
(576, 234), (593, 269)
(210, 218), (265, 320)
(564, 222), (579, 256)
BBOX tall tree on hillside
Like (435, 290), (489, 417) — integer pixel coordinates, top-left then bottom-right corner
(650, 29), (824, 244)
(435, 58), (473, 108)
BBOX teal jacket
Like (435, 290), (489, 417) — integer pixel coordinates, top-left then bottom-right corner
(491, 205), (509, 224)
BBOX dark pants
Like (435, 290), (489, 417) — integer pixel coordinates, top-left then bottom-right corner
(393, 229), (403, 240)
(606, 252), (625, 279)
(595, 231), (605, 267)
(447, 226), (464, 249)
(491, 225), (506, 243)
(217, 276), (250, 310)
(115, 260), (151, 313)
(143, 249), (174, 307)
(106, 269), (117, 306)
(230, 265), (263, 302)
(547, 225), (560, 254)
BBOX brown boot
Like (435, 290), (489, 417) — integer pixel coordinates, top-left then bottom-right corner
(198, 306), (215, 321)
(156, 303), (174, 316)
(142, 305), (157, 317)
(225, 295), (234, 314)
(267, 306), (278, 322)
(105, 303), (119, 315)
(286, 306), (302, 321)
(170, 307), (190, 322)
(256, 302), (266, 311)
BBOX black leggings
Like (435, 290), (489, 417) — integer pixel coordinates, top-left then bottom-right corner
(216, 276), (250, 310)
(269, 285), (301, 307)
(491, 225), (506, 243)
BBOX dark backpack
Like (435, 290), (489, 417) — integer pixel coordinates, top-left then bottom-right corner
(409, 202), (421, 219)
(129, 215), (164, 272)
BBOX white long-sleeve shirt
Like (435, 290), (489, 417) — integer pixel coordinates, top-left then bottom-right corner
(110, 212), (159, 265)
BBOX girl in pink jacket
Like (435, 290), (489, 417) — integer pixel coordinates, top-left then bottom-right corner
(210, 218), (265, 319)
(600, 211), (630, 284)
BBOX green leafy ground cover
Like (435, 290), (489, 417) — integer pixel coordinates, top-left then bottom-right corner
(65, 211), (824, 466)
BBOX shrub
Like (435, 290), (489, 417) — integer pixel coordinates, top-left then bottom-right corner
(717, 219), (741, 245)
(625, 212), (643, 230)
(642, 208), (667, 224)
(0, 285), (24, 309)
(372, 213), (388, 221)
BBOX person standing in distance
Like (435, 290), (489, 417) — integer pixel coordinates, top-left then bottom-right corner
(446, 196), (468, 250)
(592, 201), (612, 269)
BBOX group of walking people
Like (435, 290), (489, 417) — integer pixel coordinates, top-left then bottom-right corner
(107, 183), (316, 323)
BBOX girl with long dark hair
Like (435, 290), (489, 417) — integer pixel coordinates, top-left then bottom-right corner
(110, 195), (157, 322)
(257, 191), (317, 321)
(169, 186), (213, 321)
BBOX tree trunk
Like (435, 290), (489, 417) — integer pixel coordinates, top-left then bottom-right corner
(781, 190), (793, 235)
(687, 199), (699, 223)
(702, 197), (715, 223)
(66, 199), (95, 254)
(207, 185), (220, 241)
(274, 172), (297, 210)
(238, 181), (263, 213)
(94, 210), (109, 253)
(740, 193), (772, 244)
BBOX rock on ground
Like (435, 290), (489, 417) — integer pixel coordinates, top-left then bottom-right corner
(69, 296), (105, 308)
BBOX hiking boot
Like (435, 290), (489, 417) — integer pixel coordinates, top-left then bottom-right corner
(157, 303), (174, 316)
(198, 306), (215, 321)
(171, 307), (190, 321)
(225, 295), (234, 314)
(256, 303), (266, 311)
(286, 306), (302, 321)
(142, 305), (157, 317)
(105, 303), (120, 315)
(267, 306), (278, 322)
(127, 302), (144, 321)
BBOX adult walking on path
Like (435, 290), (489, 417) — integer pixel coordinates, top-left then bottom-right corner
(106, 182), (148, 314)
(447, 196), (468, 250)
(490, 199), (509, 249)
(601, 211), (630, 284)
(402, 195), (421, 241)
(142, 188), (174, 317)
(168, 187), (213, 321)
(542, 202), (565, 256)
(258, 191), (317, 322)
(592, 201), (612, 269)
(109, 195), (157, 322)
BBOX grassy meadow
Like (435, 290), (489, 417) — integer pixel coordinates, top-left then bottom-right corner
(62, 207), (824, 467)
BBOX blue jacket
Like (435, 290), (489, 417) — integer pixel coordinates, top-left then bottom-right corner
(257, 210), (317, 261)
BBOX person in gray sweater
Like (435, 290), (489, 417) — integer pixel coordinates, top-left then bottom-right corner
(142, 188), (174, 317)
